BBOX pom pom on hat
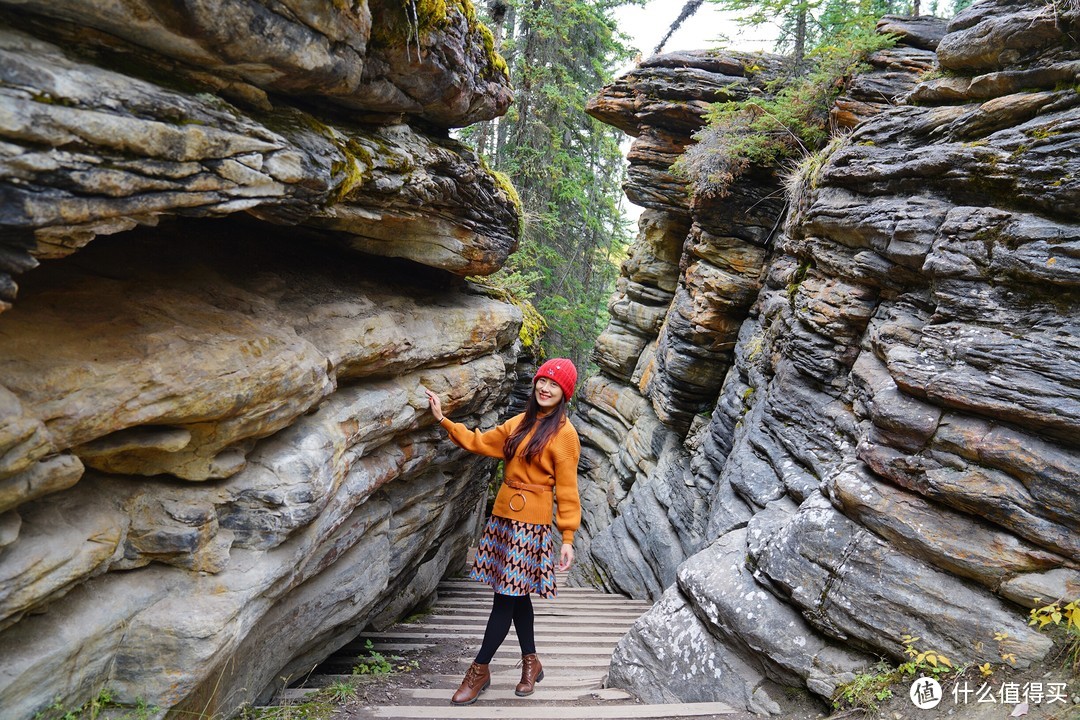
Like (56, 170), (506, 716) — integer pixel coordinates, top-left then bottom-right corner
(533, 358), (577, 399)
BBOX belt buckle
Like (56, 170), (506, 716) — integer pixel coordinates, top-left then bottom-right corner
(509, 492), (526, 512)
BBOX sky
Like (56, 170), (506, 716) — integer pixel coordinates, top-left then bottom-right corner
(612, 0), (780, 70)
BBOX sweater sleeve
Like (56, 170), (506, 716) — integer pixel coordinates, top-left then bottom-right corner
(439, 416), (513, 459)
(553, 423), (582, 544)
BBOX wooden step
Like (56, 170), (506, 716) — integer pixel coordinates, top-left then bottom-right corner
(402, 687), (634, 702)
(459, 656), (615, 668)
(435, 601), (648, 613)
(369, 646), (619, 659)
(406, 617), (639, 629)
(365, 630), (626, 643)
(430, 673), (607, 688)
(260, 560), (752, 719)
(365, 701), (737, 718)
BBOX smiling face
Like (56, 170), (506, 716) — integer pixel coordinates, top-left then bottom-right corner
(533, 376), (564, 410)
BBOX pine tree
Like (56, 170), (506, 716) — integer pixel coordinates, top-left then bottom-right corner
(703, 0), (911, 70)
(462, 0), (635, 376)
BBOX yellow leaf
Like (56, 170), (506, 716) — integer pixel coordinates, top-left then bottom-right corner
(993, 631), (1009, 642)
(939, 655), (953, 668)
(979, 663), (993, 677)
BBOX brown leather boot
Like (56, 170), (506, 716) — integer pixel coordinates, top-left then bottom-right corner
(515, 653), (544, 697)
(451, 661), (490, 705)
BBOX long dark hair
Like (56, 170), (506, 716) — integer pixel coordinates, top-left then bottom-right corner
(503, 392), (567, 462)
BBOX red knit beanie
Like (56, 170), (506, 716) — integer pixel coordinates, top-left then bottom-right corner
(533, 358), (577, 400)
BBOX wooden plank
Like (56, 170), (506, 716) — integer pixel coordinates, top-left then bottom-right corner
(362, 647), (617, 660)
(367, 701), (737, 718)
(436, 595), (645, 606)
(402, 687), (633, 702)
(437, 590), (647, 603)
(463, 656), (613, 669)
(438, 582), (614, 592)
(411, 618), (638, 629)
(393, 621), (633, 630)
(366, 631), (625, 643)
(436, 602), (648, 613)
(431, 673), (606, 688)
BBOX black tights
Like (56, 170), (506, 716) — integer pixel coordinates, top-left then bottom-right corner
(474, 593), (536, 664)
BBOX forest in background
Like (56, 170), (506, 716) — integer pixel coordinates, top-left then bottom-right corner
(461, 0), (975, 385)
(460, 0), (635, 378)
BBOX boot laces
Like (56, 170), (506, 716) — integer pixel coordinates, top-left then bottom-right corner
(467, 663), (485, 684)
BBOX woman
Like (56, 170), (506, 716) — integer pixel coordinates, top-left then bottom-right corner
(425, 358), (581, 706)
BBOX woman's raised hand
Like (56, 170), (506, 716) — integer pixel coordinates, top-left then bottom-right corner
(424, 388), (444, 422)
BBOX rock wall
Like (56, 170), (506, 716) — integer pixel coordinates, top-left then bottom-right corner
(579, 3), (1078, 713)
(0, 2), (521, 717)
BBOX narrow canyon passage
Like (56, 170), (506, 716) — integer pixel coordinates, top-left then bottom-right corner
(262, 573), (747, 720)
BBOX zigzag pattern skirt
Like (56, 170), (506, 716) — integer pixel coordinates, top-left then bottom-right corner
(470, 515), (557, 598)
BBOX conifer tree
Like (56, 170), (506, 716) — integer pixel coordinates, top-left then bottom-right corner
(462, 0), (635, 377)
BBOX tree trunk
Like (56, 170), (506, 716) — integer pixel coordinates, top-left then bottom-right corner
(794, 3), (807, 71)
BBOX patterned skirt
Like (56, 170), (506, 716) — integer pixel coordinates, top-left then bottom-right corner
(470, 515), (557, 598)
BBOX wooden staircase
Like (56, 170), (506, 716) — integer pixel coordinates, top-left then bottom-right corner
(316, 576), (738, 719)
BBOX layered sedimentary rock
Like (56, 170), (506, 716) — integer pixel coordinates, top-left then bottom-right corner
(0, 2), (520, 717)
(581, 3), (1077, 713)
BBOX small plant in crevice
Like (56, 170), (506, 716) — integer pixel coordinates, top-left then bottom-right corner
(832, 636), (961, 713)
(832, 659), (898, 712)
(900, 634), (955, 673)
(32, 688), (160, 720)
(240, 694), (335, 720)
(353, 639), (394, 675)
(321, 680), (358, 704)
(240, 674), (362, 720)
(1029, 597), (1080, 674)
(352, 639), (420, 676)
(786, 257), (815, 309)
(783, 132), (850, 219)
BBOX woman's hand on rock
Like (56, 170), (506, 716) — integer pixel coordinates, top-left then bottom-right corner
(424, 388), (444, 422)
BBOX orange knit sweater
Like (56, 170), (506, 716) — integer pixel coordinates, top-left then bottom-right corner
(439, 413), (581, 543)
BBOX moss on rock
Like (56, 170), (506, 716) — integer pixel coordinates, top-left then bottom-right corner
(370, 0), (509, 80)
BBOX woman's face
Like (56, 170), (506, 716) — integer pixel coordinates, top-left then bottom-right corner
(534, 376), (564, 410)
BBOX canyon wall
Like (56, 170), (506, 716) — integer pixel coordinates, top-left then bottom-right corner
(579, 2), (1078, 713)
(0, 2), (522, 717)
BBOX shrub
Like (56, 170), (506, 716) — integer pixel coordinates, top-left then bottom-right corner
(674, 26), (896, 199)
